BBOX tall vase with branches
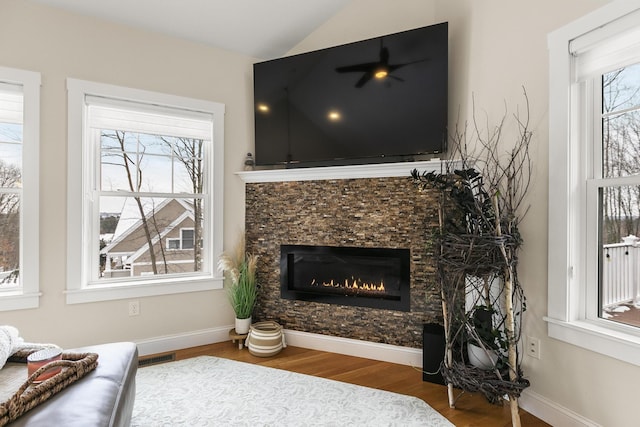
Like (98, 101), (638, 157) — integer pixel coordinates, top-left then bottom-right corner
(218, 236), (258, 334)
(412, 88), (532, 427)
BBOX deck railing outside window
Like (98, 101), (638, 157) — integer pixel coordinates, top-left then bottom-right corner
(602, 235), (640, 308)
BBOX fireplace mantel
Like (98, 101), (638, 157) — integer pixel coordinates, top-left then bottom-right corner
(236, 159), (450, 183)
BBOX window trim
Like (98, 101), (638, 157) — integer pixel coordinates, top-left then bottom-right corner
(0, 66), (40, 312)
(66, 79), (224, 304)
(547, 1), (640, 366)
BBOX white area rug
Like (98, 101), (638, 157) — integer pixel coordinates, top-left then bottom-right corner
(132, 356), (453, 427)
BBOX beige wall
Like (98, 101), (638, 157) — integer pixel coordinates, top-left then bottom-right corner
(3, 0), (638, 425)
(0, 0), (253, 347)
(293, 1), (639, 426)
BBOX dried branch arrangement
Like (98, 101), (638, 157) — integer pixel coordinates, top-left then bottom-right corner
(412, 89), (532, 427)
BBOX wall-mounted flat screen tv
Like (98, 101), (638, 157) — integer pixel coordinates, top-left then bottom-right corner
(253, 22), (448, 168)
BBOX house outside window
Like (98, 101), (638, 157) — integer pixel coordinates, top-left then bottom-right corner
(0, 67), (40, 312)
(548, 2), (640, 366)
(67, 79), (224, 304)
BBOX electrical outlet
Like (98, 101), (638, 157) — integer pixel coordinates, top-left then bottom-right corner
(128, 300), (140, 316)
(526, 336), (540, 359)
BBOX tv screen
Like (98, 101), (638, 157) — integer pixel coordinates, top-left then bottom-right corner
(253, 22), (448, 168)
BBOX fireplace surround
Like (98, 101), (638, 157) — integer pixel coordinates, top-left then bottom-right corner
(243, 169), (443, 348)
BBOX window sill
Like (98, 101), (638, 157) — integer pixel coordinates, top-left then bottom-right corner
(0, 292), (41, 312)
(65, 276), (224, 304)
(545, 316), (640, 366)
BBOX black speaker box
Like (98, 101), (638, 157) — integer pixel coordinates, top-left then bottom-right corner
(422, 323), (445, 385)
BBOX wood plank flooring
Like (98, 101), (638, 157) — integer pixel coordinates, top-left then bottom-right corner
(142, 341), (550, 427)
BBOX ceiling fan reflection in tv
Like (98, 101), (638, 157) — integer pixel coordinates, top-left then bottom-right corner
(335, 38), (430, 88)
(253, 22), (448, 168)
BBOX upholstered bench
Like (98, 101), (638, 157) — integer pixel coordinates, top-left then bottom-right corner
(7, 341), (137, 427)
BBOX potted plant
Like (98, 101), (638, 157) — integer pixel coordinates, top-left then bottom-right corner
(466, 305), (500, 370)
(218, 236), (258, 334)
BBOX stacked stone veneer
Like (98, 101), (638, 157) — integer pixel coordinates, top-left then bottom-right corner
(245, 176), (442, 348)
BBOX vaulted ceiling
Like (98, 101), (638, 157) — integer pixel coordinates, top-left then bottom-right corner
(28, 0), (352, 59)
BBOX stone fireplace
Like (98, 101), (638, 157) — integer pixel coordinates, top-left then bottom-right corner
(242, 163), (443, 349)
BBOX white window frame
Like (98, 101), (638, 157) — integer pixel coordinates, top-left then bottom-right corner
(547, 1), (640, 366)
(0, 66), (40, 312)
(66, 79), (224, 304)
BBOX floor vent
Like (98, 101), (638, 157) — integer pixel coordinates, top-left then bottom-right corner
(138, 353), (176, 367)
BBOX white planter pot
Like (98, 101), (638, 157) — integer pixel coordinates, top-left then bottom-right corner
(467, 343), (498, 370)
(235, 317), (252, 334)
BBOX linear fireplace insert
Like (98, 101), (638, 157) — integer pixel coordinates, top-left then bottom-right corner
(280, 245), (410, 311)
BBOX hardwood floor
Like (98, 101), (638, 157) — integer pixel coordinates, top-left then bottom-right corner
(141, 340), (550, 427)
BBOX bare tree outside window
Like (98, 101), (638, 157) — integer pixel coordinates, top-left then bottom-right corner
(0, 159), (20, 286)
(601, 64), (640, 244)
(162, 136), (204, 271)
(102, 130), (161, 273)
(99, 130), (206, 278)
(0, 115), (22, 288)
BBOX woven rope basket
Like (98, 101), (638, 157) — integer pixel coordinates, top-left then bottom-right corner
(0, 351), (98, 426)
(247, 321), (286, 357)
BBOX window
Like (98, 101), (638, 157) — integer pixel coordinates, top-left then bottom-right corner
(181, 229), (195, 250)
(167, 238), (180, 250)
(0, 67), (40, 312)
(67, 79), (224, 304)
(166, 228), (195, 250)
(548, 2), (640, 365)
(599, 64), (640, 329)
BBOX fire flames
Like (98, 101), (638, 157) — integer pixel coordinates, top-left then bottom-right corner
(311, 278), (386, 293)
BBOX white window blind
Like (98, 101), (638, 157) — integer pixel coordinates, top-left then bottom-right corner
(0, 83), (23, 125)
(571, 9), (640, 81)
(86, 95), (213, 140)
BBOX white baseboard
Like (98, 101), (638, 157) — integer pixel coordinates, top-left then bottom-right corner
(134, 327), (423, 367)
(134, 325), (233, 356)
(283, 329), (423, 367)
(519, 389), (601, 427)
